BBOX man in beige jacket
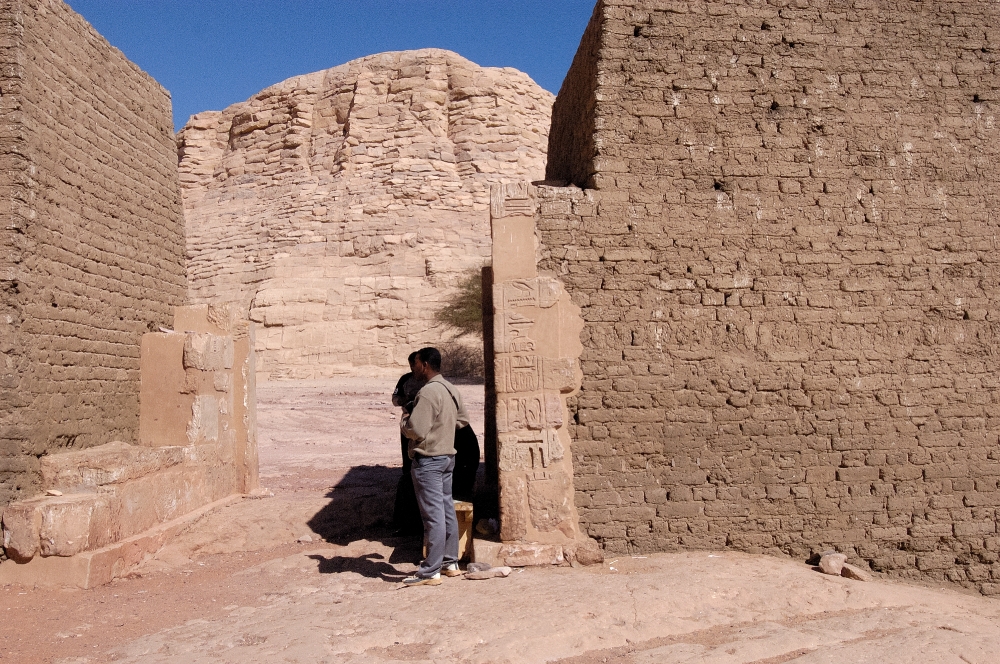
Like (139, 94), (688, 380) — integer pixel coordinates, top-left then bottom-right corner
(399, 347), (470, 586)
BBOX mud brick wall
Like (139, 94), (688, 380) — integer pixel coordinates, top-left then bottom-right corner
(539, 0), (1000, 593)
(0, 0), (186, 509)
(546, 2), (601, 190)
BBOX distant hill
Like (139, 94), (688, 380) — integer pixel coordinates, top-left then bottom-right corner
(177, 49), (553, 378)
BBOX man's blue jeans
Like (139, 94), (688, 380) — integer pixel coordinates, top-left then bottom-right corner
(410, 454), (459, 578)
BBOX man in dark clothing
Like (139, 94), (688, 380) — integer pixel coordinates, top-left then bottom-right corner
(391, 352), (425, 534)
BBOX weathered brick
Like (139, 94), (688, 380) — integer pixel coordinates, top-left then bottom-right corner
(0, 0), (185, 509)
(538, 0), (1000, 595)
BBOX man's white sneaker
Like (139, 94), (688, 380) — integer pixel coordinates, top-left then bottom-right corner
(442, 563), (463, 577)
(402, 573), (442, 587)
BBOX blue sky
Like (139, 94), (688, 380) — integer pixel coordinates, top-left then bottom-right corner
(67, 1), (597, 131)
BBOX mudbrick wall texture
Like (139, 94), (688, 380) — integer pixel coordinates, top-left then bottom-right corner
(0, 0), (186, 510)
(538, 0), (1000, 593)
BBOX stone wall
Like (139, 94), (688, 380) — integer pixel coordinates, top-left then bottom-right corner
(539, 0), (1000, 593)
(546, 2), (602, 190)
(177, 50), (552, 378)
(0, 0), (186, 509)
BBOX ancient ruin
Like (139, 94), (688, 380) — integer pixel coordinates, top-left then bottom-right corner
(0, 1), (257, 587)
(177, 51), (553, 378)
(476, 183), (601, 566)
(2, 0), (1000, 601)
(528, 0), (1000, 592)
(0, 0), (187, 508)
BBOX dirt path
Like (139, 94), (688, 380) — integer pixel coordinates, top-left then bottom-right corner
(2, 378), (998, 664)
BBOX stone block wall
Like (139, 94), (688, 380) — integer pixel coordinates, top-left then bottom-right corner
(539, 0), (1000, 593)
(0, 0), (186, 509)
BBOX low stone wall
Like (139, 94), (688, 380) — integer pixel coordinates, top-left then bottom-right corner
(0, 305), (258, 587)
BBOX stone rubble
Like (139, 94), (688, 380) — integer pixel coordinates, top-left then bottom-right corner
(177, 49), (554, 378)
(819, 551), (848, 576)
(841, 562), (873, 582)
(465, 565), (512, 580)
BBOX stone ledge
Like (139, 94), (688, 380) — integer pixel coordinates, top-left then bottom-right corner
(0, 494), (241, 589)
(472, 538), (603, 568)
(41, 441), (185, 491)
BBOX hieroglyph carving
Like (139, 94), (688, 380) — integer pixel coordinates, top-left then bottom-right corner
(497, 312), (536, 353)
(497, 393), (564, 432)
(500, 278), (561, 310)
(491, 181), (535, 219)
(491, 180), (588, 548)
(496, 354), (542, 393)
(498, 429), (565, 480)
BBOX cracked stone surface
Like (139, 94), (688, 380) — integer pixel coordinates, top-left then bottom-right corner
(177, 49), (553, 378)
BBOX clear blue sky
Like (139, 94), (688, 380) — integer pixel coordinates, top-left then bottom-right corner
(66, 0), (597, 131)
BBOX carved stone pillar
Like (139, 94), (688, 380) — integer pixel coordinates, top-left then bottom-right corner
(485, 182), (601, 565)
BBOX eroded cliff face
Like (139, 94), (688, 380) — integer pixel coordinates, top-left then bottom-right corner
(177, 49), (552, 378)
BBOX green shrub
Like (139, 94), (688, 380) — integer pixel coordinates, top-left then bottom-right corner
(440, 341), (485, 380)
(435, 269), (483, 336)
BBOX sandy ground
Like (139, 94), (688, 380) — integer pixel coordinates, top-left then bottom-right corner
(2, 378), (999, 664)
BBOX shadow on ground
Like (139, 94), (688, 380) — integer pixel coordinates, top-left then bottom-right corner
(306, 461), (495, 578)
(306, 465), (411, 542)
(306, 552), (409, 581)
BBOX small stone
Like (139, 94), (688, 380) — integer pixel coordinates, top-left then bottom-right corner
(465, 566), (512, 580)
(45, 489), (63, 496)
(819, 552), (847, 575)
(475, 518), (498, 536)
(296, 534), (313, 543)
(564, 539), (604, 567)
(841, 563), (872, 582)
(466, 562), (492, 573)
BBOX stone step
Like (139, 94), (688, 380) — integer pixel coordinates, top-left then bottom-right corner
(40, 441), (185, 492)
(0, 495), (241, 589)
(3, 444), (237, 563)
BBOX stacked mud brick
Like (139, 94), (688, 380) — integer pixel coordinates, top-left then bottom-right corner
(538, 0), (1000, 593)
(177, 51), (553, 378)
(0, 0), (186, 510)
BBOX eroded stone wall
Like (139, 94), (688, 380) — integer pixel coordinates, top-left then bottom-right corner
(177, 50), (552, 378)
(540, 0), (1000, 593)
(0, 0), (186, 508)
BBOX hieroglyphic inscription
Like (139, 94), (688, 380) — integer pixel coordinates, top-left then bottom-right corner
(498, 429), (564, 480)
(498, 278), (562, 310)
(491, 181), (534, 219)
(496, 354), (541, 394)
(497, 393), (564, 432)
(496, 312), (536, 353)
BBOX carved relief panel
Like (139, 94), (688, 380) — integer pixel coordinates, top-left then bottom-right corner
(490, 181), (586, 546)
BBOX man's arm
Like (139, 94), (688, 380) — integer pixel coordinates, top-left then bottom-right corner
(391, 373), (411, 407)
(401, 387), (435, 442)
(454, 389), (471, 429)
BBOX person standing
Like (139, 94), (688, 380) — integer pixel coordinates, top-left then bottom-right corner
(400, 347), (469, 586)
(391, 352), (425, 534)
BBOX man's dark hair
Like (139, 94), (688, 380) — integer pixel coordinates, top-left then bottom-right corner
(416, 347), (442, 372)
(407, 351), (417, 367)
